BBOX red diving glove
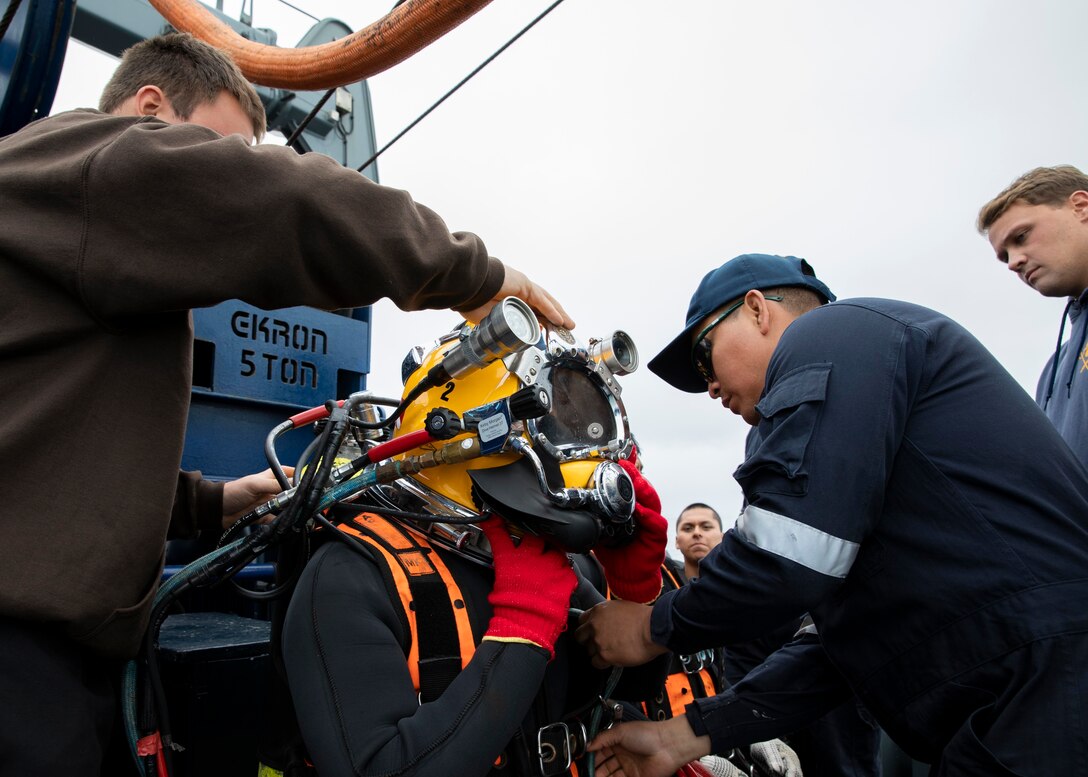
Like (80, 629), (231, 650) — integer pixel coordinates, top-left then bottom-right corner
(593, 459), (668, 604)
(480, 516), (578, 659)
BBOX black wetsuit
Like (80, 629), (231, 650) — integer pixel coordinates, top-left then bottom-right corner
(283, 525), (659, 777)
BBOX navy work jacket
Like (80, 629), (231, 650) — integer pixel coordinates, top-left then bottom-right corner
(650, 298), (1088, 758)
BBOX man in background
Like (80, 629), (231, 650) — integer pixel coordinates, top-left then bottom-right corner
(978, 165), (1088, 460)
(673, 502), (725, 581)
(648, 503), (727, 721)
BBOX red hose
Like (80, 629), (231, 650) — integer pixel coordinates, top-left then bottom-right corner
(288, 400), (344, 428)
(365, 429), (435, 462)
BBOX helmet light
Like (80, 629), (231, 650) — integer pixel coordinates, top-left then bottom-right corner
(588, 330), (639, 376)
(440, 297), (541, 379)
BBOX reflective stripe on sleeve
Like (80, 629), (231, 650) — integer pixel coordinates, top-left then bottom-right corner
(795, 615), (818, 637)
(735, 505), (859, 579)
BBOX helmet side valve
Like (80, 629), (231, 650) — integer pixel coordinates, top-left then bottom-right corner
(507, 437), (635, 535)
(371, 436), (484, 481)
(318, 436), (486, 508)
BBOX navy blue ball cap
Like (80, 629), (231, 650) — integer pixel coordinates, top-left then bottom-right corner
(648, 254), (836, 393)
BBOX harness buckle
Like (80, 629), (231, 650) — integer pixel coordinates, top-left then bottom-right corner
(536, 719), (586, 776)
(596, 695), (624, 731)
(679, 650), (709, 673)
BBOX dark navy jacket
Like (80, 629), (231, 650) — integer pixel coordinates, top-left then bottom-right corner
(650, 298), (1088, 762)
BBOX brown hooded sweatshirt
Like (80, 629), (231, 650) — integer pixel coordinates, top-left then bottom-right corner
(0, 109), (504, 657)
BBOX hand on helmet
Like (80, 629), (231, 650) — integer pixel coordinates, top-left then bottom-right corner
(458, 265), (575, 330)
(480, 516), (577, 659)
(592, 458), (667, 604)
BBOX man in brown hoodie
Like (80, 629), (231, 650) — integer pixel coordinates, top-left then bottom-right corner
(0, 32), (571, 775)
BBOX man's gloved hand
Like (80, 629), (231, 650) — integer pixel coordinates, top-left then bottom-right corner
(749, 739), (804, 776)
(480, 516), (578, 659)
(592, 458), (668, 604)
(694, 755), (745, 777)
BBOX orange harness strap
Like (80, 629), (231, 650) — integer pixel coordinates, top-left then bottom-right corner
(338, 514), (475, 696)
(664, 667), (719, 718)
(661, 563), (685, 592)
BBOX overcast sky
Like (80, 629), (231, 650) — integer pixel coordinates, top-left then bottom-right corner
(52, 0), (1088, 553)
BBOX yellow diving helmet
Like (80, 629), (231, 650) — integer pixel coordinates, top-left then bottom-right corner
(367, 298), (641, 555)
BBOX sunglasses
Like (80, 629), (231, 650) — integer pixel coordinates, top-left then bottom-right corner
(690, 295), (783, 383)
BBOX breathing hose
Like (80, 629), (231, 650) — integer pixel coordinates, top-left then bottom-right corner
(123, 533), (262, 774)
(584, 666), (624, 775)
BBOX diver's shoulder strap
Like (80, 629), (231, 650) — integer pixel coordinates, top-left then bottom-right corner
(338, 513), (476, 701)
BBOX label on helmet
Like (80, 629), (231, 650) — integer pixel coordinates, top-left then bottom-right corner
(477, 413), (510, 444)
